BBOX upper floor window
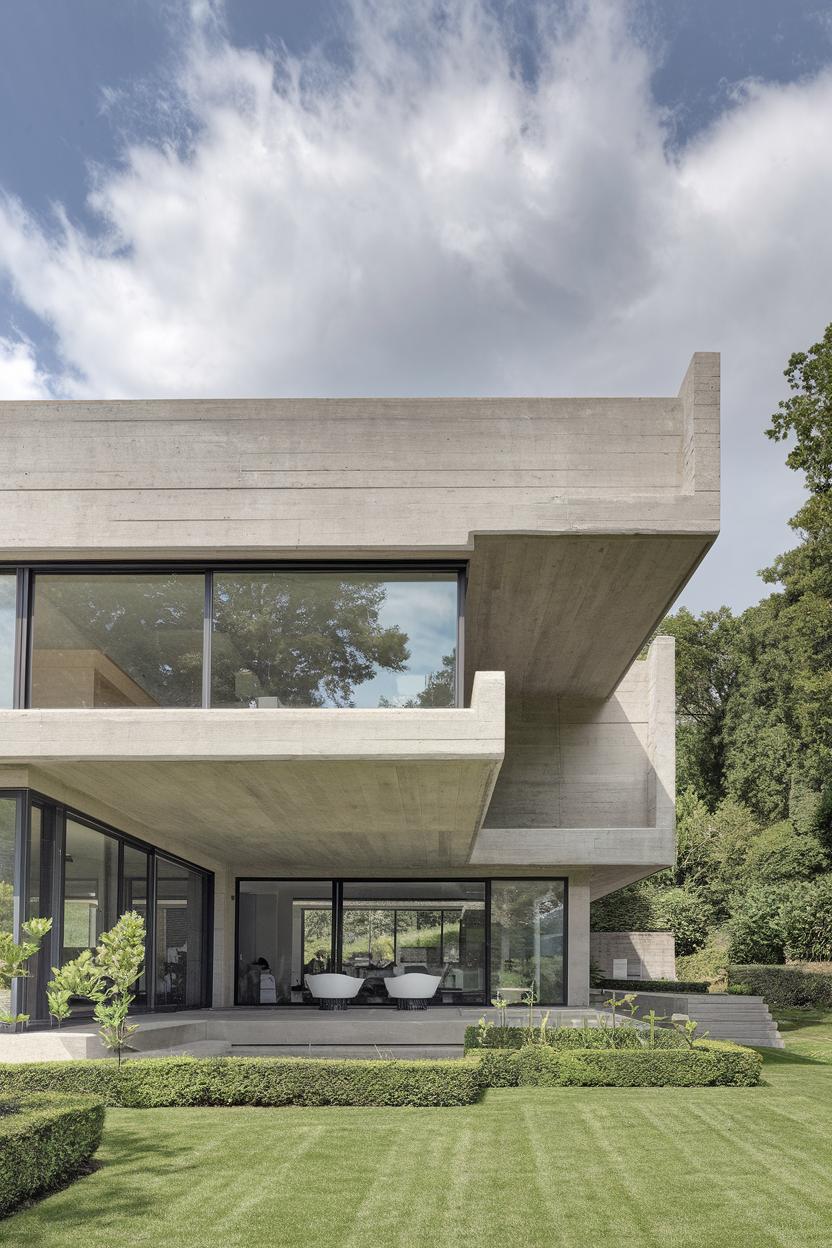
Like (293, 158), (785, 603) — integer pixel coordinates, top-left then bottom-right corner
(30, 573), (204, 709)
(27, 567), (460, 709)
(0, 574), (14, 709)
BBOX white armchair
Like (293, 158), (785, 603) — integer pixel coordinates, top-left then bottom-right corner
(304, 973), (365, 1011)
(385, 972), (442, 1010)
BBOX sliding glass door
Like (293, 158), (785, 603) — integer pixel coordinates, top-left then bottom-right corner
(235, 877), (565, 1006)
(236, 880), (334, 1004)
(340, 882), (486, 1004)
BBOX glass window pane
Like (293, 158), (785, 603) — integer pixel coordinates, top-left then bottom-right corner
(156, 858), (208, 1008)
(0, 575), (15, 709)
(490, 880), (566, 1005)
(25, 804), (53, 1020)
(122, 844), (149, 1008)
(341, 881), (485, 1004)
(31, 573), (204, 708)
(63, 819), (118, 960)
(0, 797), (17, 1017)
(212, 571), (458, 708)
(236, 880), (333, 1005)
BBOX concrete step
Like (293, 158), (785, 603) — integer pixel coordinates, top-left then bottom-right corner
(126, 1040), (232, 1060)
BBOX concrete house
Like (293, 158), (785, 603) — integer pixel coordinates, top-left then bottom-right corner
(0, 353), (719, 1021)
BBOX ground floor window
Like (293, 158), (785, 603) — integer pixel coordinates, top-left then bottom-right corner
(0, 789), (213, 1022)
(236, 877), (566, 1006)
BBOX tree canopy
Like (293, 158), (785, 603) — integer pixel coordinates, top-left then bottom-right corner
(593, 323), (832, 969)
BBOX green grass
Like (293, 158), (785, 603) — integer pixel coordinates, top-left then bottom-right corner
(4, 1022), (832, 1248)
(772, 1007), (832, 1063)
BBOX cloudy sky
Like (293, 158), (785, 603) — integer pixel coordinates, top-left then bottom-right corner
(1, 0), (831, 613)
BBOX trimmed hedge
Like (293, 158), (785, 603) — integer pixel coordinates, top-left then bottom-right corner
(0, 1092), (104, 1216)
(0, 1056), (481, 1109)
(596, 978), (710, 994)
(728, 964), (832, 1009)
(464, 1025), (684, 1053)
(487, 1041), (762, 1088)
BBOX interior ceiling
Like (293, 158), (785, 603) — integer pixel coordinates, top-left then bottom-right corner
(30, 758), (500, 871)
(465, 533), (711, 701)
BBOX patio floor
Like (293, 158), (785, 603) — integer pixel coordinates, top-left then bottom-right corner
(0, 1005), (610, 1062)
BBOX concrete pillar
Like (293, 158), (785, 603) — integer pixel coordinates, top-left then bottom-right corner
(567, 872), (591, 1006)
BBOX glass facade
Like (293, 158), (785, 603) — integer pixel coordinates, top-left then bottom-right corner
(62, 818), (118, 961)
(236, 880), (334, 1004)
(21, 565), (460, 710)
(155, 857), (210, 1009)
(490, 880), (566, 1005)
(0, 574), (15, 709)
(0, 791), (212, 1022)
(30, 572), (204, 708)
(212, 570), (457, 708)
(340, 881), (486, 1004)
(0, 797), (16, 1017)
(236, 878), (565, 1006)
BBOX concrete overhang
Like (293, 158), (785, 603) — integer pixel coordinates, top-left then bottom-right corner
(0, 353), (720, 701)
(0, 672), (505, 871)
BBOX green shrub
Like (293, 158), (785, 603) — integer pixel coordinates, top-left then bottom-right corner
(464, 1024), (684, 1053)
(675, 929), (730, 986)
(728, 963), (832, 1009)
(652, 887), (712, 956)
(744, 822), (827, 883)
(727, 884), (789, 963)
(727, 983), (753, 995)
(511, 1041), (761, 1088)
(469, 1049), (519, 1088)
(781, 876), (832, 961)
(0, 1056), (481, 1109)
(596, 978), (710, 993)
(0, 1092), (104, 1216)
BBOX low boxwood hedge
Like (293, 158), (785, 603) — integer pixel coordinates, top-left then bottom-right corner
(464, 1025), (684, 1053)
(596, 978), (710, 994)
(0, 1056), (481, 1109)
(0, 1092), (104, 1216)
(728, 963), (832, 1009)
(473, 1041), (762, 1088)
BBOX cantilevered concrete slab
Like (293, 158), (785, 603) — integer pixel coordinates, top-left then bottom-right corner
(0, 672), (505, 870)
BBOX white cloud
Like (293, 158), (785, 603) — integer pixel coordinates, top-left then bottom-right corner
(0, 335), (51, 399)
(0, 0), (830, 607)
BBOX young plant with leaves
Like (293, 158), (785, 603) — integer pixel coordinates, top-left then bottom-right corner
(47, 911), (146, 1065)
(0, 917), (52, 1029)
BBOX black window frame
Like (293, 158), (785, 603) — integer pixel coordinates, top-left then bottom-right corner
(234, 875), (568, 1007)
(0, 787), (213, 1024)
(3, 560), (467, 711)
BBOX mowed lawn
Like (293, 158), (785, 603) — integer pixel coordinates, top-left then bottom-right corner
(4, 1016), (832, 1248)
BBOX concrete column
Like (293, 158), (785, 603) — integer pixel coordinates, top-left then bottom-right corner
(211, 867), (235, 1008)
(567, 872), (591, 1006)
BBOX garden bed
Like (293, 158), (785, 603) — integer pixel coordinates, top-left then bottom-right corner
(0, 1056), (481, 1109)
(0, 1092), (105, 1216)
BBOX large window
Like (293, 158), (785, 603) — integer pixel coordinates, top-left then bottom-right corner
(0, 574), (15, 709)
(30, 572), (204, 708)
(236, 880), (334, 1004)
(62, 818), (119, 961)
(0, 797), (16, 1017)
(490, 880), (566, 1005)
(155, 857), (210, 1009)
(25, 566), (461, 709)
(340, 881), (486, 1004)
(212, 570), (457, 708)
(1, 793), (212, 1022)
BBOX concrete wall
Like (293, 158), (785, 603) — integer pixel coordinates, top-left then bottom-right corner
(0, 359), (718, 560)
(590, 931), (676, 981)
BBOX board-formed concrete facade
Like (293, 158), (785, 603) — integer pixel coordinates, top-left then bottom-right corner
(0, 352), (719, 1009)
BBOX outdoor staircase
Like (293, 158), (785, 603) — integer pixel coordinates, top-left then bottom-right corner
(681, 994), (785, 1049)
(590, 989), (785, 1049)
